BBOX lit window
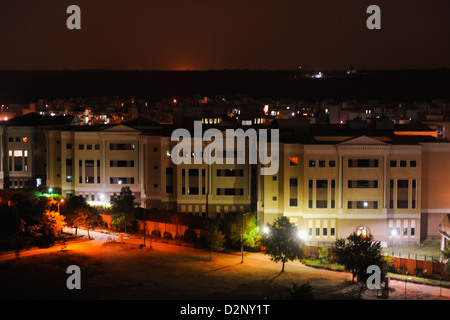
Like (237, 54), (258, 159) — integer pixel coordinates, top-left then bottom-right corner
(289, 157), (299, 166)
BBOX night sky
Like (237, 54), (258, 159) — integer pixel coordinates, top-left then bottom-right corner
(0, 0), (449, 71)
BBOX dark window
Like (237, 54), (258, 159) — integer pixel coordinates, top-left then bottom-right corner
(348, 159), (379, 168)
(110, 160), (134, 167)
(316, 200), (327, 208)
(109, 143), (135, 150)
(189, 169), (199, 176)
(216, 188), (244, 196)
(316, 180), (328, 188)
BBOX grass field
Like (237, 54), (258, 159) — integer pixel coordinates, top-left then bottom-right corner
(382, 239), (443, 260)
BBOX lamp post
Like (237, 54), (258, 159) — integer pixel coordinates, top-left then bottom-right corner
(391, 229), (397, 255)
(241, 212), (247, 264)
(298, 230), (307, 256)
(57, 198), (64, 214)
(143, 209), (146, 247)
(405, 277), (411, 300)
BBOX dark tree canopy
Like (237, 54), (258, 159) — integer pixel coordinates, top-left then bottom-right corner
(333, 232), (388, 298)
(260, 216), (304, 272)
(110, 186), (140, 231)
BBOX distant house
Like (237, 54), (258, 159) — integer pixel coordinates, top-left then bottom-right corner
(439, 214), (450, 252)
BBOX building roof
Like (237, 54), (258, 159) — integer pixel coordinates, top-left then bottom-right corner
(4, 112), (75, 126)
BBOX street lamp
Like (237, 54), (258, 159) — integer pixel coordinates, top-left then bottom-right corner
(390, 229), (397, 255)
(241, 212), (247, 264)
(298, 230), (307, 241)
(405, 277), (411, 300)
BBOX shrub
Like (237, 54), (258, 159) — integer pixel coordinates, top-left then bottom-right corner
(151, 229), (161, 238)
(174, 233), (183, 240)
(290, 282), (314, 300)
(319, 247), (329, 262)
(163, 231), (173, 240)
(184, 229), (197, 242)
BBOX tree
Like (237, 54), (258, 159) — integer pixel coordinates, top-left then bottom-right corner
(61, 195), (89, 234)
(110, 186), (139, 232)
(202, 221), (226, 261)
(74, 207), (104, 239)
(41, 209), (67, 239)
(260, 216), (305, 272)
(332, 232), (387, 298)
(229, 212), (260, 250)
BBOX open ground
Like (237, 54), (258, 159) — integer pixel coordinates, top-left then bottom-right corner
(0, 230), (449, 301)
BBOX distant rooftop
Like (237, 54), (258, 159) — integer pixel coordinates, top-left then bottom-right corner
(2, 112), (75, 126)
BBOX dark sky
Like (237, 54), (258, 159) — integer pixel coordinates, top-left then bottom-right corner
(0, 0), (449, 70)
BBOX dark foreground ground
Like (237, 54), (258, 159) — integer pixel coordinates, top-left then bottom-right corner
(0, 234), (449, 301)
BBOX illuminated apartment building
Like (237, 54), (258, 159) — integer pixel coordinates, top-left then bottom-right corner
(262, 135), (424, 245)
(40, 119), (450, 245)
(0, 113), (73, 190)
(45, 124), (144, 204)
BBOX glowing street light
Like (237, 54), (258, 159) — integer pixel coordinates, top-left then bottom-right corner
(390, 229), (397, 255)
(298, 230), (307, 240)
(57, 198), (64, 214)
